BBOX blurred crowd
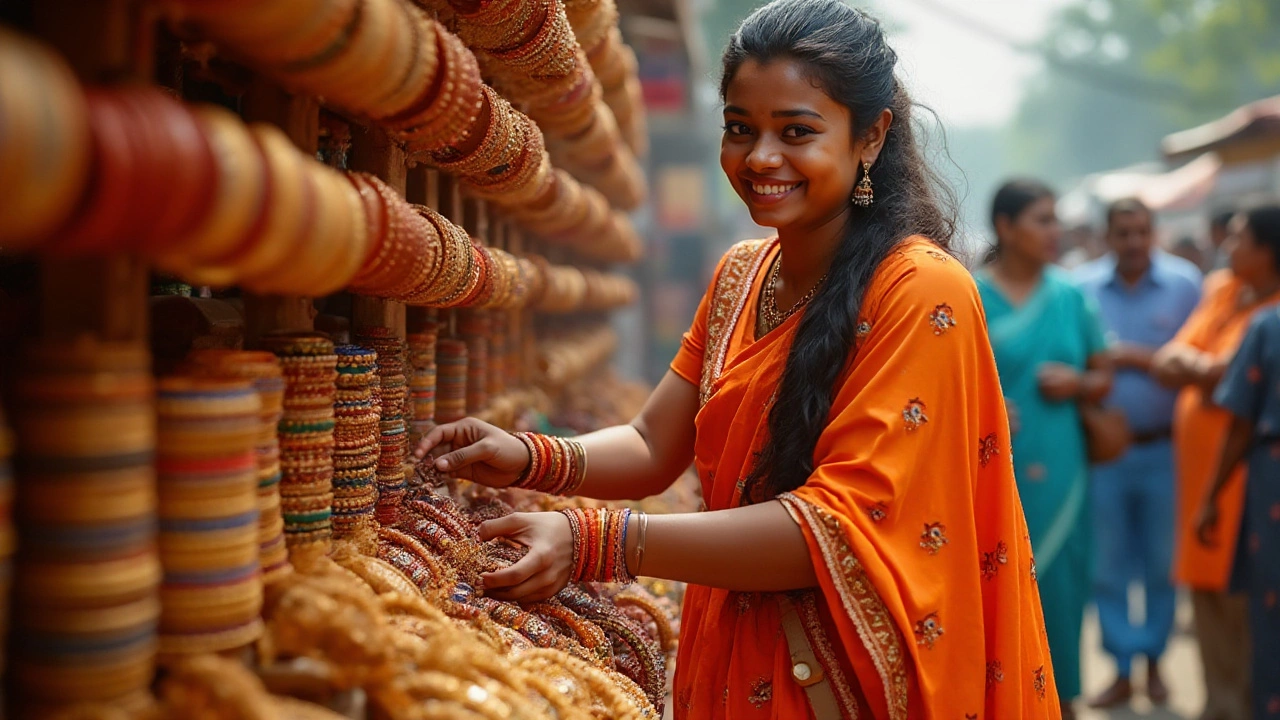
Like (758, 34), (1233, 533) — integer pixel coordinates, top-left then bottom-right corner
(976, 184), (1280, 720)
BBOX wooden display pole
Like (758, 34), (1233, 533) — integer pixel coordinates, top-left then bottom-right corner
(35, 0), (149, 344)
(348, 128), (407, 338)
(241, 81), (319, 346)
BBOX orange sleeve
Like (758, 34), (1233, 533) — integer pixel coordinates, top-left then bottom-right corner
(780, 246), (1056, 719)
(1173, 269), (1231, 349)
(669, 251), (731, 386)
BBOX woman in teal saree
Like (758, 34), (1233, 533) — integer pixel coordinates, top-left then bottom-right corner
(975, 180), (1113, 718)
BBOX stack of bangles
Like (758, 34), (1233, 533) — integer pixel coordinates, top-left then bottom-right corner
(510, 431), (586, 496)
(560, 507), (646, 585)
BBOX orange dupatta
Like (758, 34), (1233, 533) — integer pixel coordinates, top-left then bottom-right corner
(669, 238), (1058, 719)
(1170, 269), (1280, 590)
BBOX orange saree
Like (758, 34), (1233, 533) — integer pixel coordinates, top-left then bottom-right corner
(1170, 270), (1280, 590)
(668, 238), (1058, 719)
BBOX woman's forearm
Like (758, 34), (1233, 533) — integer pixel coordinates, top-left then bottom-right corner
(572, 424), (685, 501)
(626, 501), (818, 591)
(569, 370), (699, 501)
(1206, 416), (1253, 504)
(1080, 369), (1113, 403)
(1152, 344), (1206, 388)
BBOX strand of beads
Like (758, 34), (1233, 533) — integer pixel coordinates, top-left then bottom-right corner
(8, 341), (160, 718)
(182, 350), (291, 585)
(155, 377), (264, 659)
(262, 333), (338, 566)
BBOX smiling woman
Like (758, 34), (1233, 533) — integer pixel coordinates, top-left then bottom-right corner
(415, 1), (1060, 718)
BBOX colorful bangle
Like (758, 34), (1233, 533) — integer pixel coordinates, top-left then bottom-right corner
(559, 507), (633, 584)
(509, 432), (586, 496)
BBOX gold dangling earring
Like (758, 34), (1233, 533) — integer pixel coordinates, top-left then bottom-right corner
(852, 160), (874, 207)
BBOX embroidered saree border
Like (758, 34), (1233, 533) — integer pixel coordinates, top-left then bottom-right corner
(780, 493), (910, 720)
(698, 238), (774, 406)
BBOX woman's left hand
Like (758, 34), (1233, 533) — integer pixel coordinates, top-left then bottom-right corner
(1195, 498), (1221, 547)
(478, 512), (575, 603)
(1037, 362), (1083, 402)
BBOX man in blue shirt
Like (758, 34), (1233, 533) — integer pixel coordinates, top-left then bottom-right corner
(1074, 199), (1202, 709)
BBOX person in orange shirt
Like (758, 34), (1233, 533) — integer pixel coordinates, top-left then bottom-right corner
(414, 1), (1058, 717)
(1152, 205), (1280, 720)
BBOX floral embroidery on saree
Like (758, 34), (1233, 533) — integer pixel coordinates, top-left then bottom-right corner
(913, 612), (944, 648)
(978, 432), (1000, 467)
(986, 660), (1005, 687)
(699, 238), (774, 406)
(919, 522), (948, 554)
(902, 398), (929, 430)
(779, 495), (910, 720)
(928, 303), (957, 335)
(747, 678), (773, 708)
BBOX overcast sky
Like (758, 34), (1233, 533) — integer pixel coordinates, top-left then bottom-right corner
(878, 0), (1074, 128)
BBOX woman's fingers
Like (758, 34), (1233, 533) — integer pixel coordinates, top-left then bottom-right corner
(478, 514), (525, 542)
(486, 568), (562, 603)
(482, 550), (545, 590)
(413, 421), (464, 459)
(435, 438), (497, 473)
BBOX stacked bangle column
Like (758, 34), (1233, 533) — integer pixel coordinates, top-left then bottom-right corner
(356, 328), (410, 525)
(155, 377), (264, 658)
(262, 333), (339, 565)
(333, 345), (380, 548)
(181, 350), (291, 585)
(9, 341), (160, 718)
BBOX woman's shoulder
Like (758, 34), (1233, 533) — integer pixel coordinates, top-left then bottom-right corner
(703, 237), (775, 290)
(714, 237), (774, 268)
(1042, 265), (1093, 302)
(865, 237), (978, 308)
(1249, 305), (1280, 335)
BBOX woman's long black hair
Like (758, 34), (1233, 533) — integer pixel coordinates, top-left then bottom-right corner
(724, 0), (958, 501)
(1242, 202), (1280, 272)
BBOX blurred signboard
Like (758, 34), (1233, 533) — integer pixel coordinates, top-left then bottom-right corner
(656, 165), (705, 231)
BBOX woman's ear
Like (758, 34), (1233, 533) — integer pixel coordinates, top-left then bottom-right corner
(994, 214), (1013, 244)
(859, 108), (893, 165)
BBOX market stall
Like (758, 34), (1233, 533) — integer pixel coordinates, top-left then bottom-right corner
(0, 0), (695, 716)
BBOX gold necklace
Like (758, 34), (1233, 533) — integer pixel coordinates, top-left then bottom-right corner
(761, 258), (827, 335)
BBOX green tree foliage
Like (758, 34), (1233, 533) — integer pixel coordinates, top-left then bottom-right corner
(1008, 0), (1280, 185)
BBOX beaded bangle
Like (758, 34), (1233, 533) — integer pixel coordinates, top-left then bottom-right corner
(559, 507), (633, 584)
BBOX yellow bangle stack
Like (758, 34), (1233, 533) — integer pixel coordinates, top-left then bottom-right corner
(181, 350), (292, 585)
(155, 376), (264, 659)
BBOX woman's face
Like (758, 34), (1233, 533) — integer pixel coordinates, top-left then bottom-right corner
(997, 196), (1059, 266)
(1227, 215), (1276, 285)
(720, 59), (860, 234)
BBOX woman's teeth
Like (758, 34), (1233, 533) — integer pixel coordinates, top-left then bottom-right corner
(751, 183), (797, 196)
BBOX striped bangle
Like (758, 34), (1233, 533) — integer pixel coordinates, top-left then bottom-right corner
(559, 507), (634, 584)
(511, 432), (587, 496)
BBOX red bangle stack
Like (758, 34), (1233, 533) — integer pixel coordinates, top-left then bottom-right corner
(511, 432), (586, 496)
(560, 507), (632, 584)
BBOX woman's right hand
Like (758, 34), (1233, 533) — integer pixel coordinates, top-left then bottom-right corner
(1004, 397), (1021, 435)
(412, 418), (531, 488)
